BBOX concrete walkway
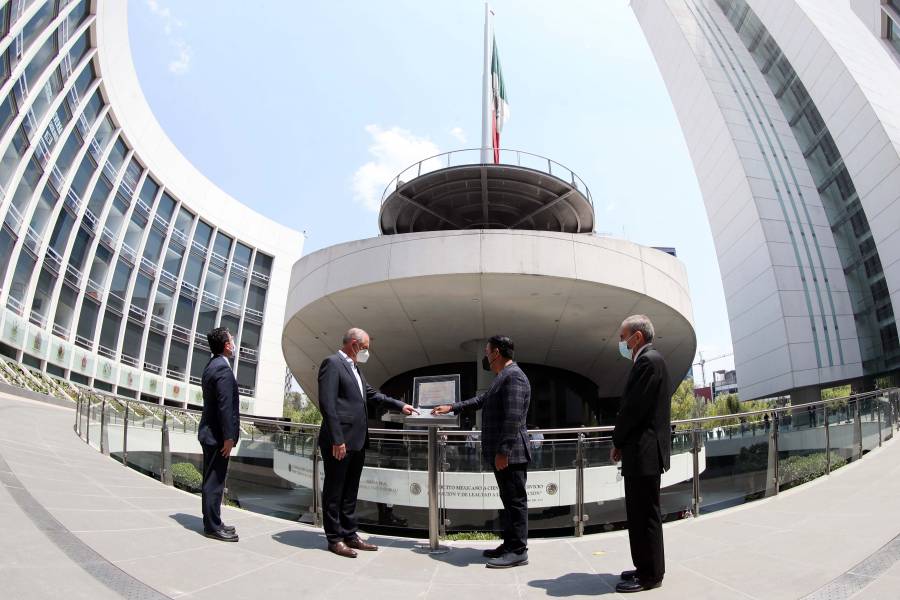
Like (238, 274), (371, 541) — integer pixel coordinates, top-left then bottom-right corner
(1, 392), (899, 599)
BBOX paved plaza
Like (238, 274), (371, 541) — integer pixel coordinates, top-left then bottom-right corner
(1, 391), (899, 599)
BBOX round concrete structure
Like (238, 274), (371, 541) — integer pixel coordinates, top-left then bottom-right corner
(283, 230), (695, 404)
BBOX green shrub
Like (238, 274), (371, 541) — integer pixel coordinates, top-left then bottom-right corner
(444, 531), (500, 541)
(171, 462), (202, 491)
(779, 452), (846, 488)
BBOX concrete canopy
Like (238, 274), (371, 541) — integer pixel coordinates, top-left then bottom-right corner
(283, 230), (695, 404)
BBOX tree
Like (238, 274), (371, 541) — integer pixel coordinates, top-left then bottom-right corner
(671, 379), (701, 427)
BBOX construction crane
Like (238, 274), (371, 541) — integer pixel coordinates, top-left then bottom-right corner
(693, 351), (733, 389)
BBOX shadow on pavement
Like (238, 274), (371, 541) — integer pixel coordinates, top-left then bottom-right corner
(169, 512), (205, 533)
(528, 572), (619, 596)
(425, 546), (487, 567)
(271, 528), (328, 550)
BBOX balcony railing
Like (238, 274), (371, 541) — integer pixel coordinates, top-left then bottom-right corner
(380, 147), (593, 208)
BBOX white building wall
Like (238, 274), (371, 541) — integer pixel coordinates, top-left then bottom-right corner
(632, 0), (865, 399)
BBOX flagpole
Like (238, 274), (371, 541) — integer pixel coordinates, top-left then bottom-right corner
(481, 3), (492, 164)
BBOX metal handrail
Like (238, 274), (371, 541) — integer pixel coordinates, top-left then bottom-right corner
(380, 147), (593, 207)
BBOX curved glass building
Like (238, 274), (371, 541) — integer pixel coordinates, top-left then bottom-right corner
(0, 0), (303, 416)
(633, 0), (900, 400)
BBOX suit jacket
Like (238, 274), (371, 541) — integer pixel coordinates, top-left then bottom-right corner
(198, 355), (240, 447)
(452, 363), (531, 465)
(612, 345), (672, 477)
(317, 352), (405, 452)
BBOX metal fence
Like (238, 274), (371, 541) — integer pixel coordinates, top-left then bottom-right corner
(73, 387), (899, 541)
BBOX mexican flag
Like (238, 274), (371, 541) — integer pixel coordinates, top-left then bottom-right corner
(490, 35), (509, 164)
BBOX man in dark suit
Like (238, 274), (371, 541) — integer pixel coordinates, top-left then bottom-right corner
(433, 335), (531, 569)
(611, 315), (671, 593)
(197, 326), (240, 542)
(317, 328), (418, 558)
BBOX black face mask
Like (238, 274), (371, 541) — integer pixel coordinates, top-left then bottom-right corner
(481, 355), (492, 371)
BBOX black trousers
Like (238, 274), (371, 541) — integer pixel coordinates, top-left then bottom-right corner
(624, 474), (665, 582)
(322, 448), (365, 544)
(201, 443), (230, 533)
(493, 463), (528, 552)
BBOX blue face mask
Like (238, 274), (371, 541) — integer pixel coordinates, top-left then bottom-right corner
(618, 332), (636, 360)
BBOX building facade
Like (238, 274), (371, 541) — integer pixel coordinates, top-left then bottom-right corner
(633, 0), (900, 400)
(0, 0), (303, 416)
(283, 149), (697, 427)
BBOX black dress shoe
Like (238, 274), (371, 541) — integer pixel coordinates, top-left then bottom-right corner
(204, 529), (239, 542)
(220, 524), (236, 534)
(620, 569), (638, 581)
(615, 579), (662, 593)
(483, 544), (506, 558)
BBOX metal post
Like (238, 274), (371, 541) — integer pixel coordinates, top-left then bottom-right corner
(85, 399), (91, 445)
(160, 409), (173, 486)
(824, 405), (831, 475)
(439, 435), (449, 538)
(574, 433), (585, 537)
(773, 413), (780, 495)
(311, 435), (322, 528)
(100, 399), (109, 456)
(122, 399), (130, 467)
(855, 400), (863, 458)
(417, 426), (449, 554)
(74, 395), (81, 434)
(691, 428), (701, 516)
(877, 401), (883, 447)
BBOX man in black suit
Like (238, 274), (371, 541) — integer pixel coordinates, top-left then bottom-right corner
(611, 315), (671, 593)
(197, 327), (240, 542)
(317, 328), (418, 558)
(432, 335), (531, 569)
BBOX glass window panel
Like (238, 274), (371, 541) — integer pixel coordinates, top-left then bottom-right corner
(99, 311), (121, 351)
(0, 228), (15, 285)
(30, 267), (55, 319)
(0, 129), (28, 190)
(123, 212), (145, 251)
(48, 209), (74, 254)
(203, 268), (223, 297)
(88, 244), (113, 287)
(131, 274), (152, 310)
(141, 229), (164, 262)
(87, 174), (111, 215)
(168, 341), (188, 376)
(144, 331), (164, 370)
(174, 296), (195, 329)
(163, 245), (183, 276)
(152, 287), (174, 322)
(193, 220), (212, 247)
(237, 362), (257, 391)
(225, 274), (245, 305)
(246, 285), (266, 313)
(233, 243), (252, 267)
(122, 321), (143, 361)
(54, 284), (77, 333)
(156, 192), (176, 222)
(76, 298), (99, 342)
(11, 156), (42, 213)
(8, 253), (36, 305)
(252, 253), (272, 276)
(68, 227), (90, 271)
(213, 232), (232, 257)
(174, 207), (193, 238)
(241, 322), (260, 351)
(29, 186), (58, 236)
(139, 175), (159, 207)
(183, 254), (204, 287)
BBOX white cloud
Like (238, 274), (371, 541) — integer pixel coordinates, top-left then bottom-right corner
(449, 127), (467, 144)
(352, 125), (441, 212)
(145, 0), (192, 75)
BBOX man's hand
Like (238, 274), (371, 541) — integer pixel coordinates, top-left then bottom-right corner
(220, 439), (235, 457)
(401, 404), (419, 416)
(494, 453), (509, 471)
(332, 443), (347, 460)
(431, 405), (452, 415)
(609, 446), (622, 463)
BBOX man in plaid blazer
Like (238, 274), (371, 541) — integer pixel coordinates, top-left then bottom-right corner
(433, 335), (531, 568)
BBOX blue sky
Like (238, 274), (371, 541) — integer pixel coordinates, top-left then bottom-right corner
(127, 0), (736, 380)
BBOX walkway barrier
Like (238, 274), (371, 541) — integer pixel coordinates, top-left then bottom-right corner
(73, 388), (899, 539)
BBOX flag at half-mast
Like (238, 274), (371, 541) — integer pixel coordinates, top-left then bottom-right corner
(490, 35), (509, 164)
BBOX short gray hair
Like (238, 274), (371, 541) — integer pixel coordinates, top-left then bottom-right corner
(621, 315), (654, 343)
(342, 328), (367, 345)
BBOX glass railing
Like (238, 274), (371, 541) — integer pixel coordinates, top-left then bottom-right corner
(72, 388), (899, 541)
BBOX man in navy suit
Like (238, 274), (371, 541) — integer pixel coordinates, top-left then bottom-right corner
(198, 327), (240, 542)
(317, 328), (418, 558)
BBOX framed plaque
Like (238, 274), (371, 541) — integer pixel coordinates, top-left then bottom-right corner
(405, 374), (460, 426)
(413, 374), (460, 410)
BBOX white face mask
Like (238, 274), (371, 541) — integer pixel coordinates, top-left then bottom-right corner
(356, 348), (370, 364)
